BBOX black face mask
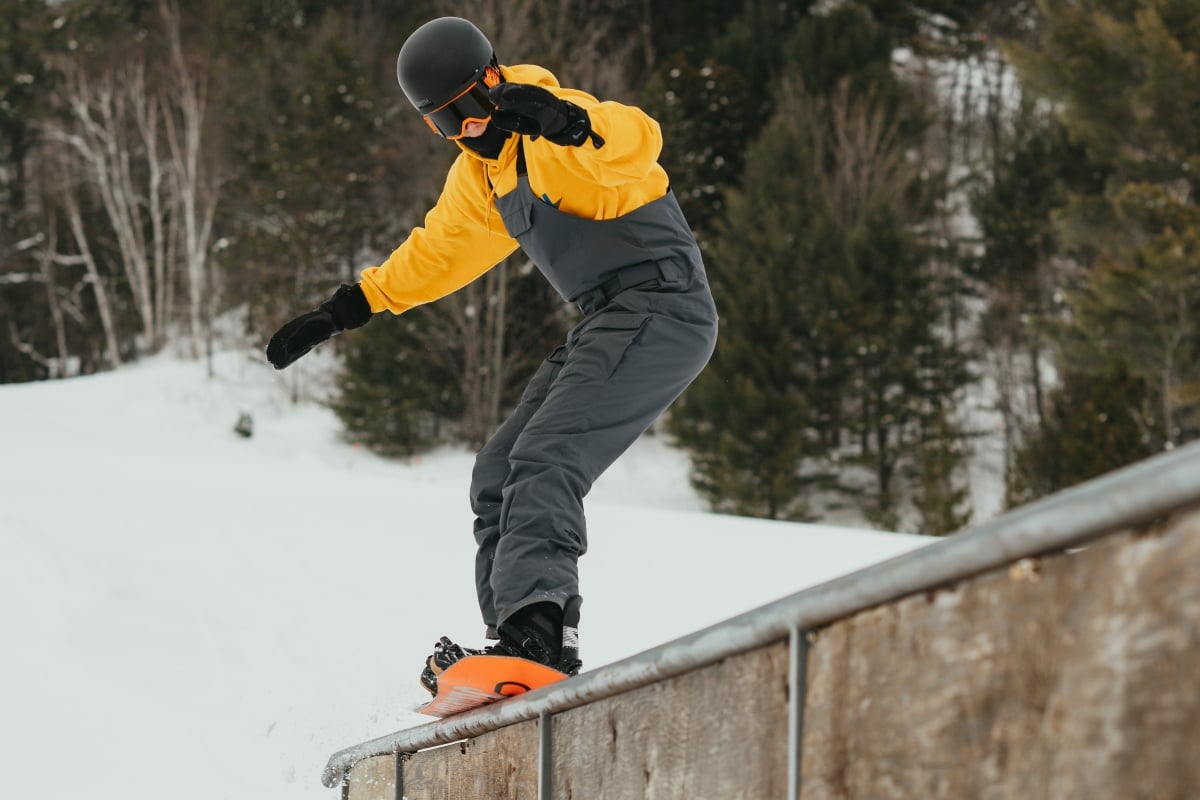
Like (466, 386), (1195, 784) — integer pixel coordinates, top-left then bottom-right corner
(459, 122), (512, 159)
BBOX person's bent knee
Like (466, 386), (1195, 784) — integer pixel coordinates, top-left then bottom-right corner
(470, 443), (510, 514)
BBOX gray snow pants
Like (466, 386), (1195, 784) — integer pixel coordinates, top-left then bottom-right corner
(469, 260), (717, 636)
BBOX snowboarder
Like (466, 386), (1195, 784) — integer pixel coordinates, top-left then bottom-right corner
(266, 16), (718, 695)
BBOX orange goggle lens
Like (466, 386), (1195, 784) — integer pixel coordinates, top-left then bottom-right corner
(423, 80), (496, 140)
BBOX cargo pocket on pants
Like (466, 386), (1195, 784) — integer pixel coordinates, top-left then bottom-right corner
(519, 345), (567, 405)
(568, 311), (651, 382)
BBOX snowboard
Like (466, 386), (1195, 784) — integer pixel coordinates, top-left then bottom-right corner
(418, 655), (569, 718)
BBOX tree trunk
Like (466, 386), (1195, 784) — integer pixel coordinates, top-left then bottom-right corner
(162, 0), (217, 354)
(61, 185), (122, 369)
(37, 218), (70, 375)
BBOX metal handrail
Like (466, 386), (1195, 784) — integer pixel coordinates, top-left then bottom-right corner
(323, 440), (1200, 788)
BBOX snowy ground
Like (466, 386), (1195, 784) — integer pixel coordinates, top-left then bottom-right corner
(0, 350), (930, 799)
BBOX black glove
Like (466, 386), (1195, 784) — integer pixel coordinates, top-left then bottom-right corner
(488, 83), (605, 149)
(266, 283), (372, 370)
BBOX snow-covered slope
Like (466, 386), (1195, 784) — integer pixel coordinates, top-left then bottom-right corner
(0, 351), (929, 799)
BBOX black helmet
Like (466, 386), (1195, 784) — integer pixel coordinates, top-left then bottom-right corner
(397, 17), (500, 140)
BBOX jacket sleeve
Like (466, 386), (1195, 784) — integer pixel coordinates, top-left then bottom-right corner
(551, 88), (665, 187)
(358, 154), (519, 315)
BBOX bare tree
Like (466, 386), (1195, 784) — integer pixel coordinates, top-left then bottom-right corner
(4, 227), (70, 376)
(160, 0), (218, 355)
(418, 257), (545, 448)
(56, 165), (123, 369)
(35, 1), (219, 365)
(35, 222), (69, 372)
(793, 76), (920, 231)
(43, 61), (170, 351)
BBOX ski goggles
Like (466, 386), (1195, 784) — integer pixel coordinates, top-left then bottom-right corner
(423, 67), (500, 140)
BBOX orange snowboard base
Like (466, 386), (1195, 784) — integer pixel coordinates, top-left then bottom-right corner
(417, 655), (569, 718)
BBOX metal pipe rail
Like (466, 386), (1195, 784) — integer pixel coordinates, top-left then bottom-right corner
(323, 440), (1200, 789)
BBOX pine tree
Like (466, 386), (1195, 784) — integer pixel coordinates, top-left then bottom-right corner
(1004, 0), (1200, 455)
(642, 0), (754, 67)
(914, 409), (973, 535)
(0, 0), (65, 214)
(206, 0), (444, 334)
(840, 203), (969, 527)
(0, 0), (69, 381)
(1010, 367), (1152, 505)
(226, 8), (404, 296)
(1063, 198), (1200, 445)
(667, 93), (836, 521)
(639, 55), (756, 243)
(970, 115), (1108, 485)
(670, 3), (972, 526)
(796, 4), (972, 526)
(331, 307), (462, 457)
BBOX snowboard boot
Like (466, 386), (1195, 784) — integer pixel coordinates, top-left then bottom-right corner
(492, 595), (583, 676)
(419, 596), (582, 697)
(420, 636), (481, 696)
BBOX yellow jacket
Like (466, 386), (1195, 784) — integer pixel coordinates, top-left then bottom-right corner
(358, 64), (671, 315)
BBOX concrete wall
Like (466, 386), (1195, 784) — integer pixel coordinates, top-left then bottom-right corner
(339, 508), (1200, 799)
(802, 509), (1200, 800)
